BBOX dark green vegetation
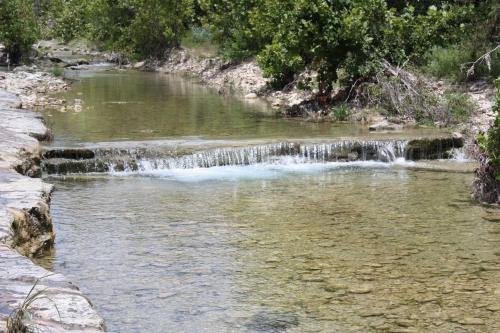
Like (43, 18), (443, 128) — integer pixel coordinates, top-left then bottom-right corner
(38, 0), (193, 59)
(0, 0), (496, 90)
(0, 1), (497, 83)
(0, 0), (38, 63)
(487, 79), (500, 177)
(474, 78), (500, 204)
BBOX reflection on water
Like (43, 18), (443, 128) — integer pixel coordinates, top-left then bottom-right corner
(40, 71), (361, 145)
(40, 71), (449, 146)
(38, 167), (500, 333)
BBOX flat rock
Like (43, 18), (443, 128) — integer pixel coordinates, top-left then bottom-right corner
(0, 88), (105, 332)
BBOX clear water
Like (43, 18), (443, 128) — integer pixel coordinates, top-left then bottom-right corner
(37, 72), (500, 333)
(38, 167), (500, 333)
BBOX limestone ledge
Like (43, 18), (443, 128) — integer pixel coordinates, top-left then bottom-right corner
(0, 89), (105, 332)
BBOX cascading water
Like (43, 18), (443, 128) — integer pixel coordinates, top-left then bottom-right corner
(42, 137), (463, 176)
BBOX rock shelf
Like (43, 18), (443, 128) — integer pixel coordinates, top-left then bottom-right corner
(0, 89), (105, 332)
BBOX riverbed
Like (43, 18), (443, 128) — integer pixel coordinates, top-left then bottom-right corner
(37, 70), (500, 333)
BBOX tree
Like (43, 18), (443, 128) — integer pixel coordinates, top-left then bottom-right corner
(89, 0), (192, 58)
(0, 0), (39, 64)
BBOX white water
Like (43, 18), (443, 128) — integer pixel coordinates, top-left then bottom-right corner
(44, 139), (470, 177)
(109, 158), (412, 182)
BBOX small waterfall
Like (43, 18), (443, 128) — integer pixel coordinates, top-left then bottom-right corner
(42, 137), (463, 175)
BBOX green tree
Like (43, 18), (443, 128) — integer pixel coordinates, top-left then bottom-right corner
(201, 0), (477, 91)
(0, 0), (39, 63)
(88, 0), (193, 59)
(199, 0), (268, 60)
(44, 0), (92, 42)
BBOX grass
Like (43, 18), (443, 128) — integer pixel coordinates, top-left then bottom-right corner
(7, 274), (60, 333)
(423, 46), (471, 82)
(49, 67), (64, 77)
(442, 90), (475, 123)
(424, 44), (500, 83)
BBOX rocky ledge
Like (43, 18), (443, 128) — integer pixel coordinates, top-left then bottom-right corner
(0, 90), (105, 332)
(158, 48), (319, 115)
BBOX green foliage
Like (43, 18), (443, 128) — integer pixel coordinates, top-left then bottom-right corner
(42, 0), (193, 60)
(180, 26), (218, 57)
(43, 0), (92, 42)
(0, 0), (39, 63)
(423, 43), (500, 83)
(88, 0), (193, 59)
(422, 1), (499, 83)
(50, 66), (64, 77)
(479, 78), (500, 179)
(198, 0), (268, 61)
(442, 90), (474, 123)
(200, 0), (479, 90)
(424, 46), (472, 82)
(330, 104), (350, 121)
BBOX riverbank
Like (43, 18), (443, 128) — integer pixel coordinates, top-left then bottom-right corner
(0, 87), (105, 331)
(156, 48), (496, 142)
(157, 49), (325, 118)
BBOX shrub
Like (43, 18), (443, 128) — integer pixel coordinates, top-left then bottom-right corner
(50, 66), (64, 77)
(199, 0), (269, 61)
(442, 91), (474, 123)
(424, 45), (500, 82)
(330, 104), (350, 121)
(44, 0), (92, 42)
(41, 0), (194, 60)
(474, 78), (500, 203)
(424, 46), (472, 82)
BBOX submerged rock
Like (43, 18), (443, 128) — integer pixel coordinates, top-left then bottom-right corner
(245, 310), (299, 333)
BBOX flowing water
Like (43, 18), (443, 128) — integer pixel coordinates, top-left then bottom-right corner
(37, 71), (500, 332)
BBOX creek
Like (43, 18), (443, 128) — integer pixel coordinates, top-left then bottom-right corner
(37, 70), (500, 333)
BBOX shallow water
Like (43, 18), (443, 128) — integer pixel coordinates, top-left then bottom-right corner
(40, 71), (339, 145)
(38, 71), (498, 332)
(39, 167), (500, 333)
(40, 70), (448, 146)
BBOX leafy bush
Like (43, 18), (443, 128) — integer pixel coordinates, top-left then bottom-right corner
(86, 0), (193, 59)
(330, 104), (350, 121)
(43, 0), (92, 42)
(200, 0), (479, 91)
(42, 0), (194, 60)
(198, 0), (268, 61)
(0, 0), (39, 63)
